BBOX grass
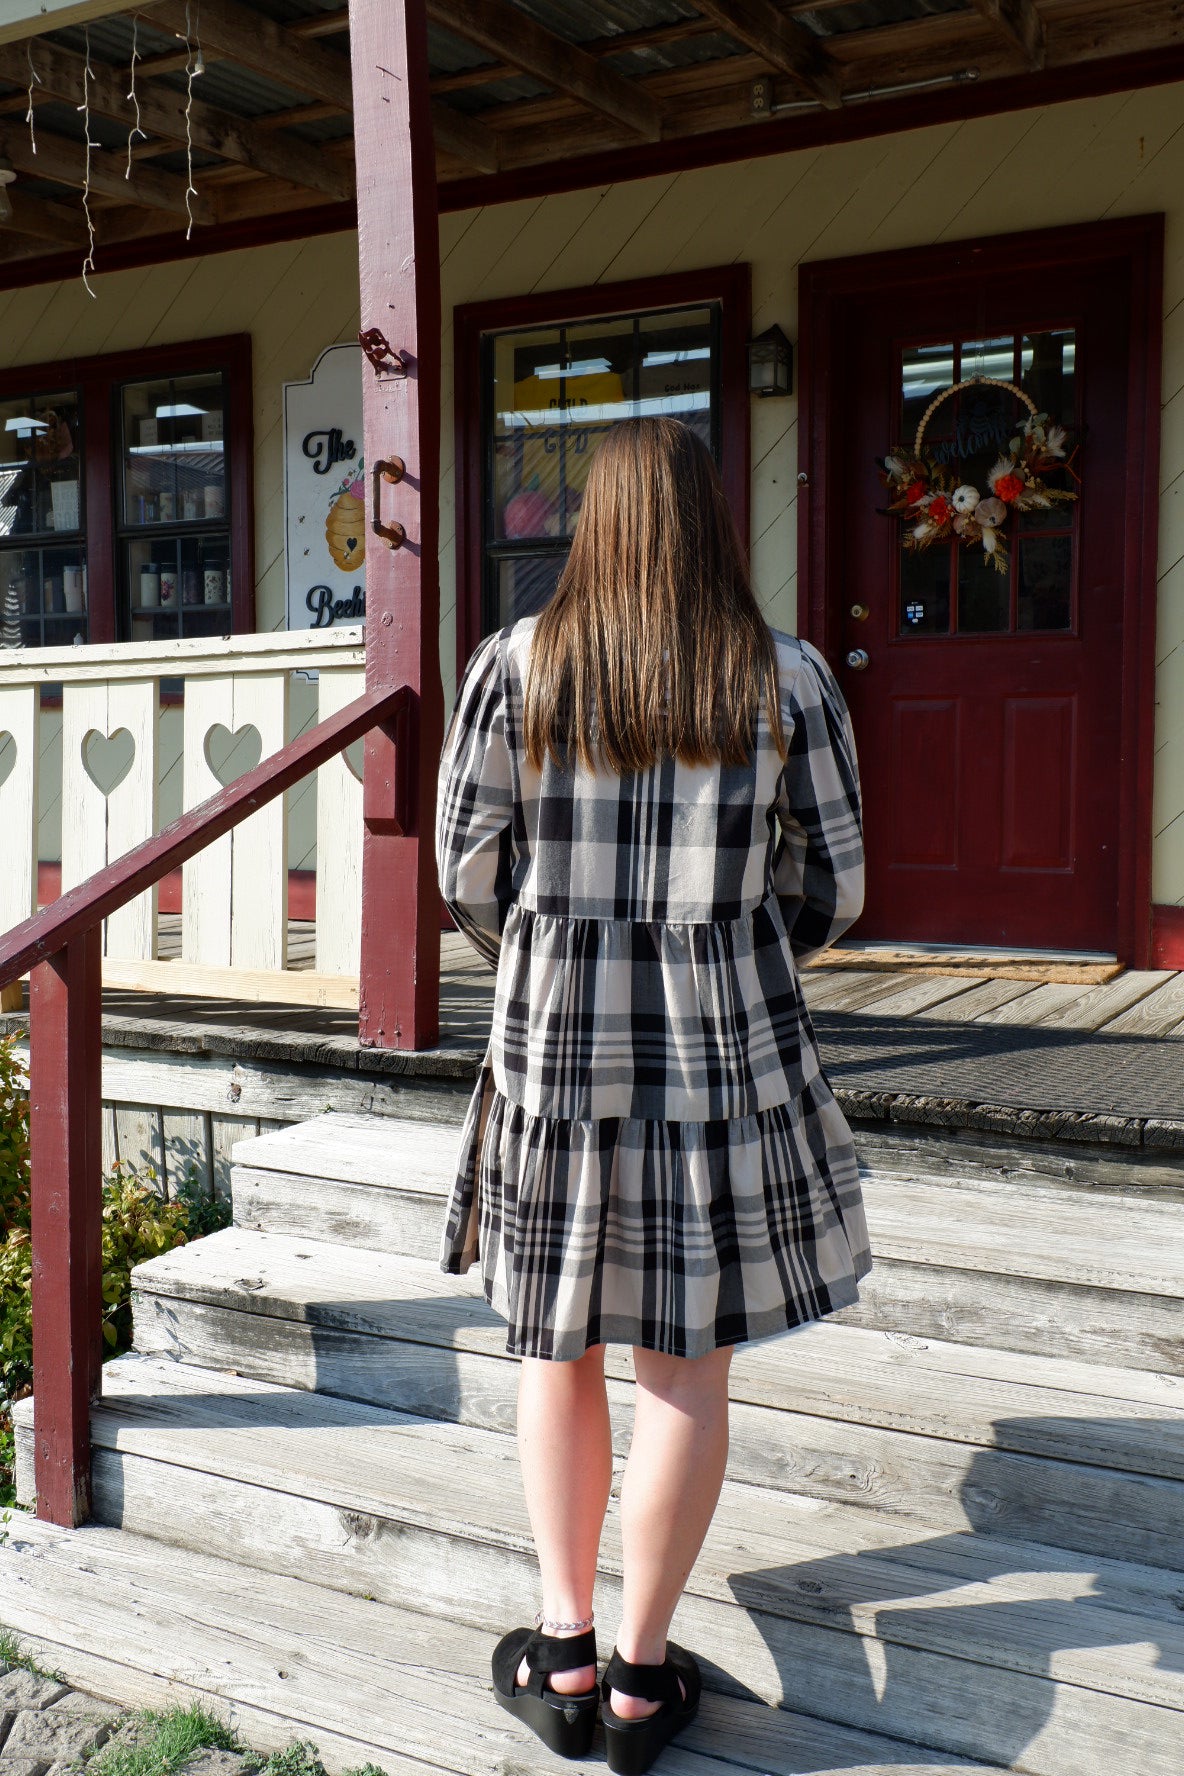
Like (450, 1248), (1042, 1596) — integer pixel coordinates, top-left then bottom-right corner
(0, 1631), (391, 1776)
(87, 1703), (243, 1776)
(0, 1626), (68, 1684)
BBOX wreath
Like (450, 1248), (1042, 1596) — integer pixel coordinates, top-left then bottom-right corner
(880, 376), (1078, 575)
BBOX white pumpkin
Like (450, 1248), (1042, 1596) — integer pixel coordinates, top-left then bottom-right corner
(952, 484), (980, 514)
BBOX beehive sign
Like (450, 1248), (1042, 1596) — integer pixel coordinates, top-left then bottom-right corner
(283, 344), (366, 629)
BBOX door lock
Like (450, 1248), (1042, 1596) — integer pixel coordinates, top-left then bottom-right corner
(849, 603), (869, 621)
(845, 648), (870, 671)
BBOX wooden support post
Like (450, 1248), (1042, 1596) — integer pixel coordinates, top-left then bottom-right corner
(349, 0), (443, 1050)
(28, 930), (103, 1527)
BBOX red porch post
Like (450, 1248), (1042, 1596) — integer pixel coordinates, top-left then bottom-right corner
(349, 0), (444, 1049)
(28, 932), (103, 1525)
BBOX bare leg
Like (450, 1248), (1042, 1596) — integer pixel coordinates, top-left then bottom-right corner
(515, 1342), (613, 1695)
(611, 1344), (734, 1719)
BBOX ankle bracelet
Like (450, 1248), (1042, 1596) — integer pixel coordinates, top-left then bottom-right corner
(534, 1610), (594, 1634)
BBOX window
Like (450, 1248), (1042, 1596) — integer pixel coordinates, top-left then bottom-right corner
(456, 268), (750, 666)
(897, 329), (1078, 639)
(0, 335), (253, 649)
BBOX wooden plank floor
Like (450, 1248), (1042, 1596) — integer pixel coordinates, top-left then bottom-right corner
(153, 919), (1184, 1040)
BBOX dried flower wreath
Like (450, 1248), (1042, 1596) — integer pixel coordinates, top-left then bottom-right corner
(880, 376), (1078, 574)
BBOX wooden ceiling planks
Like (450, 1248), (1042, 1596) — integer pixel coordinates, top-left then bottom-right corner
(0, 0), (1181, 267)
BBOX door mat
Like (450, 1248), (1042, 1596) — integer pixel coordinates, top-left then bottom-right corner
(803, 949), (1123, 986)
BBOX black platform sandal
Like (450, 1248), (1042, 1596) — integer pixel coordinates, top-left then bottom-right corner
(491, 1619), (599, 1759)
(601, 1643), (701, 1775)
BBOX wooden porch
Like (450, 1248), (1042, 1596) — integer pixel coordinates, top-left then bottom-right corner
(1, 4), (1183, 1773)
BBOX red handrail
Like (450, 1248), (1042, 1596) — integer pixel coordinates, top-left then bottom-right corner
(2, 680), (410, 1528)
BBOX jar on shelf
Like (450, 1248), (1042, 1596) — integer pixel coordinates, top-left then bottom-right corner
(202, 561), (225, 605)
(140, 562), (160, 608)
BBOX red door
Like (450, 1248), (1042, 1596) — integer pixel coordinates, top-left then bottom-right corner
(822, 257), (1130, 954)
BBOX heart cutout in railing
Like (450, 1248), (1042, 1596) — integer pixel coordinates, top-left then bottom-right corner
(83, 727), (135, 796)
(204, 722), (263, 787)
(0, 731), (15, 791)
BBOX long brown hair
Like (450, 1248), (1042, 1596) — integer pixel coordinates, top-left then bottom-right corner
(523, 417), (784, 774)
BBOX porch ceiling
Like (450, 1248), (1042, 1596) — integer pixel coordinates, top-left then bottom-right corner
(0, 0), (1179, 272)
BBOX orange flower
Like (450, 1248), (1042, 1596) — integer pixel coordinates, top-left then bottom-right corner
(994, 472), (1025, 504)
(904, 479), (927, 506)
(928, 494), (954, 526)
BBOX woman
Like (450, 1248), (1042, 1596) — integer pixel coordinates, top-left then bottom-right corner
(436, 417), (869, 1773)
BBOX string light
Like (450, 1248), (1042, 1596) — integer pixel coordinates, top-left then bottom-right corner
(25, 42), (41, 155)
(126, 15), (147, 178)
(77, 27), (98, 297)
(183, 0), (202, 239)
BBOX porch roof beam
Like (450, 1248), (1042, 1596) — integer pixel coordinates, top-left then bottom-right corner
(430, 102), (499, 173)
(146, 0), (353, 112)
(0, 1), (129, 46)
(967, 0), (1046, 70)
(0, 38), (354, 200)
(692, 0), (840, 107)
(425, 0), (661, 141)
(0, 188), (82, 244)
(0, 119), (215, 220)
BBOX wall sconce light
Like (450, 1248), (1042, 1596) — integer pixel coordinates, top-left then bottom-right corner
(747, 324), (793, 397)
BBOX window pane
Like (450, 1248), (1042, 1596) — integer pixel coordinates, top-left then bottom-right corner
(126, 532), (230, 642)
(1018, 535), (1072, 631)
(1022, 328), (1075, 422)
(0, 390), (82, 543)
(958, 546), (1009, 633)
(1020, 328), (1077, 533)
(900, 546), (951, 635)
(493, 553), (566, 629)
(122, 372), (226, 529)
(636, 307), (713, 437)
(484, 301), (722, 643)
(492, 320), (634, 544)
(901, 342), (955, 451)
(1, 542), (87, 648)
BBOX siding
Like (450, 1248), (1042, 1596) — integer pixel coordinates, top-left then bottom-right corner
(1, 81), (1182, 903)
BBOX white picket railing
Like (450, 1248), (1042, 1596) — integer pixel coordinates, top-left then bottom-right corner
(0, 627), (366, 1006)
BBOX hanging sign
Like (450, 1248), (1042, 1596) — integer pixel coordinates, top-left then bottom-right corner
(284, 344), (366, 629)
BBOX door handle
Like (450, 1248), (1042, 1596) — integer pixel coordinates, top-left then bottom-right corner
(846, 648), (870, 671)
(371, 457), (406, 549)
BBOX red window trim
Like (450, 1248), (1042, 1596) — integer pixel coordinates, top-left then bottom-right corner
(797, 214), (1165, 969)
(453, 264), (751, 676)
(0, 331), (255, 647)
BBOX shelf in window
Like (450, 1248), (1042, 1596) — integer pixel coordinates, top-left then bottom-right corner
(130, 601), (230, 615)
(128, 441), (224, 457)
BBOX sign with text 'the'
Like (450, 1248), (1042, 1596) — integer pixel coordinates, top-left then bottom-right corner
(284, 344), (366, 631)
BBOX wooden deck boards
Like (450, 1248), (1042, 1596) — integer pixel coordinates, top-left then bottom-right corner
(135, 922), (1184, 1039)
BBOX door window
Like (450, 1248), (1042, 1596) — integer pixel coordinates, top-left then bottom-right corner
(897, 329), (1077, 639)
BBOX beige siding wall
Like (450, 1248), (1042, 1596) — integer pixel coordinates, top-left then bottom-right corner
(438, 82), (1184, 908)
(0, 232), (360, 865)
(2, 79), (1182, 905)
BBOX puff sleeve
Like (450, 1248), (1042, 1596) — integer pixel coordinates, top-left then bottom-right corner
(435, 631), (518, 970)
(772, 640), (864, 961)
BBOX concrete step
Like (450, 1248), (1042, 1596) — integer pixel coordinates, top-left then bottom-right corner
(127, 1225), (1184, 1570)
(13, 1354), (1184, 1776)
(0, 1513), (997, 1776)
(229, 1114), (1184, 1372)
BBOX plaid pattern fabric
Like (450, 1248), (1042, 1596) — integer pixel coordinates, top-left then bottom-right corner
(436, 615), (871, 1356)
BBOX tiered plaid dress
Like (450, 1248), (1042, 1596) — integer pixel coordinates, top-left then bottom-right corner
(436, 615), (871, 1360)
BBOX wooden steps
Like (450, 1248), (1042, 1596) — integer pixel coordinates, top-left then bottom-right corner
(230, 1115), (1184, 1373)
(12, 1108), (1184, 1773)
(14, 1352), (1184, 1775)
(0, 1516), (1001, 1776)
(122, 1226), (1184, 1568)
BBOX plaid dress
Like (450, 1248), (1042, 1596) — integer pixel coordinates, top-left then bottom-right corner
(435, 615), (871, 1360)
